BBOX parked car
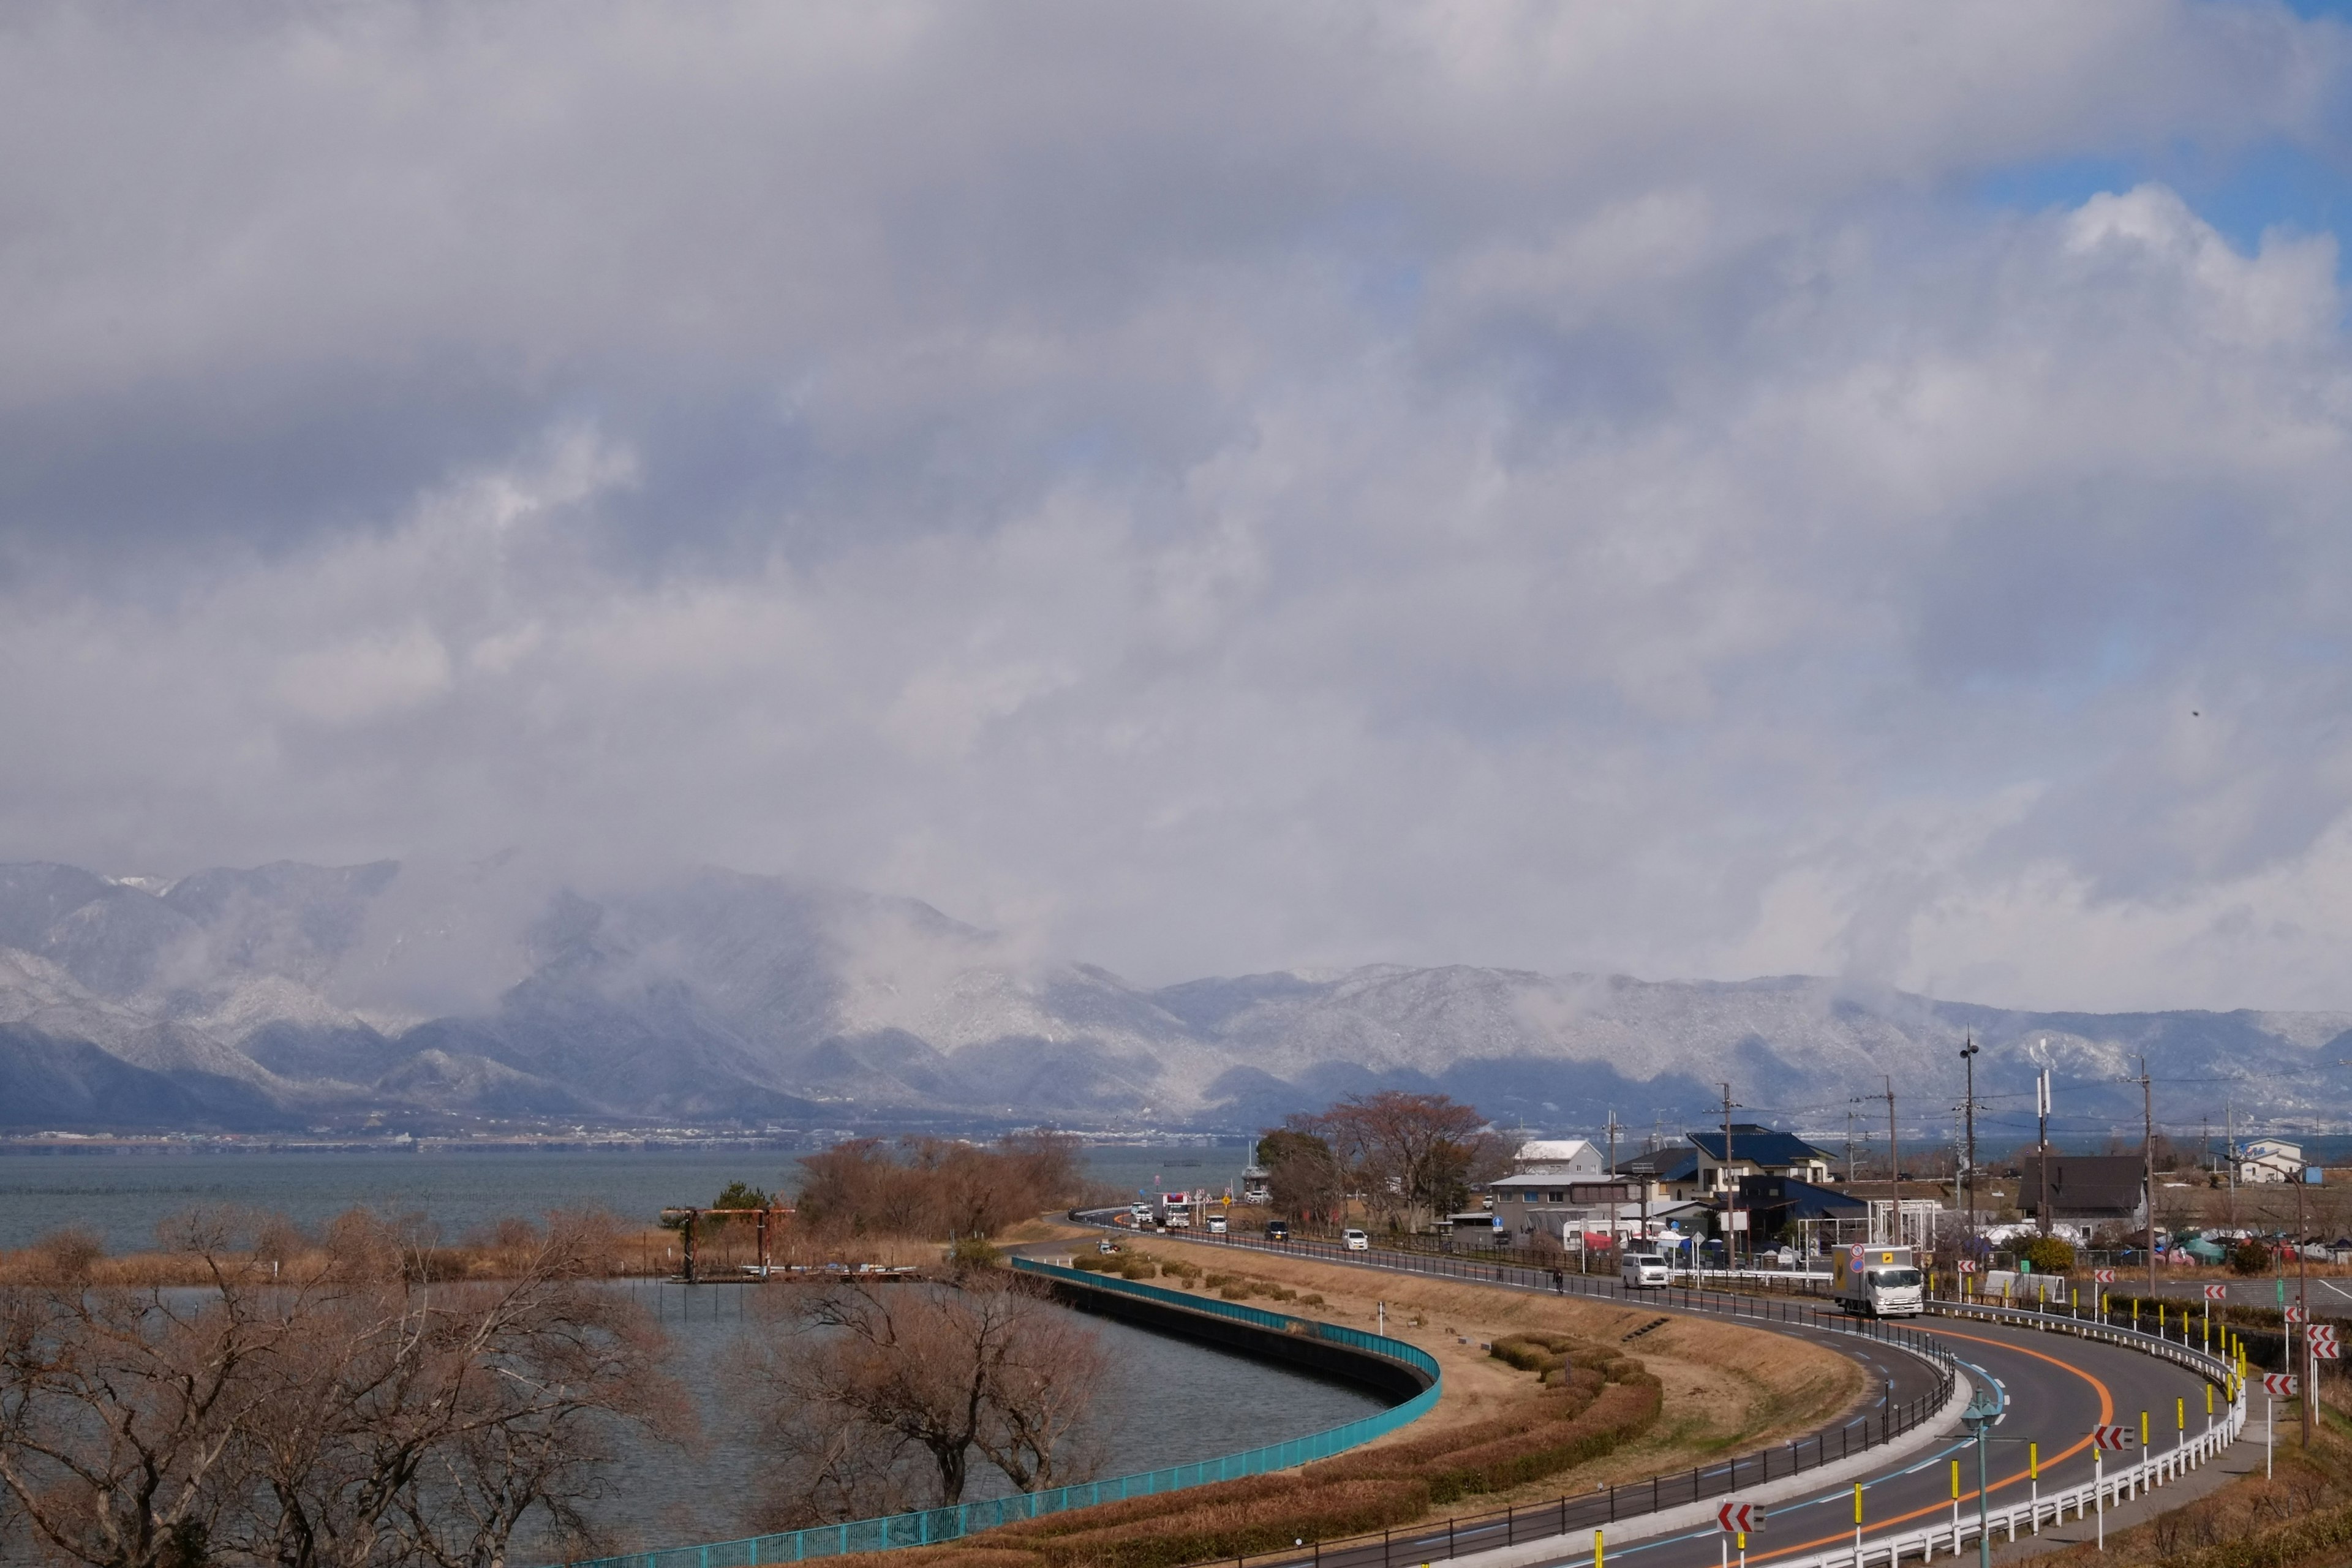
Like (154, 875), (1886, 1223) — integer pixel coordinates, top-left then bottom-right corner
(1343, 1228), (1371, 1251)
(1265, 1219), (1291, 1241)
(1096, 1238), (1121, 1254)
(1207, 1215), (1228, 1234)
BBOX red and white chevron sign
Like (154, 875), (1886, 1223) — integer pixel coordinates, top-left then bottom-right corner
(1717, 1502), (1762, 1534)
(2093, 1268), (2116, 1284)
(2312, 1324), (2339, 1342)
(2316, 1340), (2342, 1360)
(2090, 1425), (2136, 1450)
(2264, 1373), (2301, 1396)
(2204, 1284), (2228, 1300)
(2286, 1306), (2308, 1324)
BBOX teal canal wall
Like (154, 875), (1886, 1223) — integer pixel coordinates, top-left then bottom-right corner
(560, 1259), (1441, 1568)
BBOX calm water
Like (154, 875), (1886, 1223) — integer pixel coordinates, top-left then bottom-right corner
(599, 1281), (1385, 1555)
(0, 1145), (1379, 1561)
(0, 1142), (1253, 1253)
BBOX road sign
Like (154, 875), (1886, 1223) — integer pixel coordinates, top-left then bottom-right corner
(1958, 1260), (1977, 1274)
(2285, 1306), (2310, 1323)
(2094, 1268), (2116, 1284)
(2263, 1373), (2300, 1396)
(2316, 1340), (2342, 1360)
(2090, 1425), (2136, 1450)
(2204, 1284), (2228, 1300)
(2311, 1324), (2339, 1344)
(1716, 1502), (1763, 1534)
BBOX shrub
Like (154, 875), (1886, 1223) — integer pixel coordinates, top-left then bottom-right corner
(1422, 1382), (1662, 1502)
(2231, 1238), (2273, 1276)
(2019, 1235), (2076, 1274)
(1025, 1480), (1432, 1568)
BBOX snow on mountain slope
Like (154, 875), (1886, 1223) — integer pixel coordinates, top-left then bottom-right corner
(1, 857), (2349, 1131)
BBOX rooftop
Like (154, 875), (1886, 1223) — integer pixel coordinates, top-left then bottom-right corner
(1688, 1126), (1838, 1168)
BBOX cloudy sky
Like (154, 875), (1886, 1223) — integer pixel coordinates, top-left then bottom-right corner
(5, 1), (2352, 1011)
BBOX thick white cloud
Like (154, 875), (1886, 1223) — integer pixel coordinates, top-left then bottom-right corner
(1, 1), (2349, 1009)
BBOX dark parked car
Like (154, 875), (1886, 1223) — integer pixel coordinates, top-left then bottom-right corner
(1265, 1219), (1291, 1241)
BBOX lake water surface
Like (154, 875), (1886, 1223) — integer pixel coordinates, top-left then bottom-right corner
(0, 1144), (1253, 1254)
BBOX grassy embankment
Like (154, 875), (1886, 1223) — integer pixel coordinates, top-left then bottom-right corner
(806, 1233), (1864, 1568)
(2016, 1403), (2352, 1568)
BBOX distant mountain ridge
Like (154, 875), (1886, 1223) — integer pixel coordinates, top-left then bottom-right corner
(0, 857), (2345, 1137)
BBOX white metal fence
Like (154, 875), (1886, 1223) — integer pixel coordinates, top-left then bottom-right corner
(1768, 1301), (2242, 1568)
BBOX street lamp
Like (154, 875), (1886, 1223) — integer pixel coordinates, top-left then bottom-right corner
(1959, 1034), (1980, 1270)
(1958, 1387), (2000, 1568)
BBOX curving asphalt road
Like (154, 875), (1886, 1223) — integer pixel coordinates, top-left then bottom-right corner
(1055, 1216), (2226, 1568)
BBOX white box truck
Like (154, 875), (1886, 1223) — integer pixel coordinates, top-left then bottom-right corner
(1833, 1243), (1924, 1317)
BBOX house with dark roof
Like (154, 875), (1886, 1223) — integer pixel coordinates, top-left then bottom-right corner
(1735, 1173), (1871, 1248)
(1611, 1145), (1703, 1204)
(1688, 1125), (1837, 1192)
(2017, 1154), (2148, 1230)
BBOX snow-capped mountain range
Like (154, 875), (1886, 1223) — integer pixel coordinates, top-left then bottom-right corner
(1, 857), (2345, 1138)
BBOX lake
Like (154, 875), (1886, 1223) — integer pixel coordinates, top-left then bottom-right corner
(0, 1142), (1256, 1254)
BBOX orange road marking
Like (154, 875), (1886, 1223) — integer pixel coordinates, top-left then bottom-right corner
(1740, 1325), (2117, 1564)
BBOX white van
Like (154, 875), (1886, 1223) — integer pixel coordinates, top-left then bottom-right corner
(1207, 1215), (1228, 1234)
(1342, 1228), (1371, 1251)
(1621, 1250), (1672, 1289)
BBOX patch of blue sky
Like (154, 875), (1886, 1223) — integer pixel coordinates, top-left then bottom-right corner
(1968, 1), (2352, 269)
(1972, 140), (2352, 274)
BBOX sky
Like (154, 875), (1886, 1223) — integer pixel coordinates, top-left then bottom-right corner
(4, 1), (2352, 1013)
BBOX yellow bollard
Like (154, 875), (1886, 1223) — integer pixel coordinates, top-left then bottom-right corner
(1594, 1529), (1603, 1568)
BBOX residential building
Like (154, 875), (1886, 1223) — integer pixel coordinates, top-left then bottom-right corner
(1511, 1138), (1605, 1177)
(2238, 1139), (2305, 1185)
(1688, 1125), (1837, 1191)
(2017, 1154), (2149, 1230)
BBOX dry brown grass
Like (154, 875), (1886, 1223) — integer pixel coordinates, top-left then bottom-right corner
(1054, 1235), (1866, 1475)
(0, 1224), (944, 1290)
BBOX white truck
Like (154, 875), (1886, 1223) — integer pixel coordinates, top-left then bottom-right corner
(1833, 1243), (1924, 1317)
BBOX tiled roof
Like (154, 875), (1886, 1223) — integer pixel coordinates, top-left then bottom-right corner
(1687, 1125), (1837, 1167)
(1612, 1147), (1701, 1182)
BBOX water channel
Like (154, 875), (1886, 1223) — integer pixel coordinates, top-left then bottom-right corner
(586, 1280), (1389, 1557)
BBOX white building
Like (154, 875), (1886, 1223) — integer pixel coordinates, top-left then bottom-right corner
(1512, 1138), (1604, 1177)
(2239, 1139), (2305, 1185)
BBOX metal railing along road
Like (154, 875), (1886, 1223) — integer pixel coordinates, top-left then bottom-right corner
(1760, 1303), (2245, 1568)
(1063, 1213), (1966, 1568)
(1199, 1299), (2238, 1568)
(557, 1265), (1441, 1568)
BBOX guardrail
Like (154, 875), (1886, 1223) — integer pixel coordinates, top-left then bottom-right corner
(1065, 1213), (1963, 1564)
(1766, 1301), (2246, 1568)
(558, 1265), (1441, 1568)
(1078, 1213), (2261, 1568)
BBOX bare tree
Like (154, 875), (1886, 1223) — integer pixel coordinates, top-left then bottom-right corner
(747, 1274), (1107, 1526)
(230, 1210), (685, 1568)
(1295, 1091), (1496, 1231)
(0, 1215), (303, 1568)
(0, 1207), (682, 1568)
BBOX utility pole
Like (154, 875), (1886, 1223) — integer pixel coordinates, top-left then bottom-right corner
(2037, 1056), (2052, 1240)
(2139, 1057), (2157, 1309)
(1604, 1109), (1623, 1243)
(2226, 1098), (2235, 1197)
(1883, 1076), (1901, 1248)
(2298, 1158), (2313, 1446)
(1722, 1084), (1740, 1268)
(1960, 1031), (1980, 1262)
(1845, 1106), (1858, 1185)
